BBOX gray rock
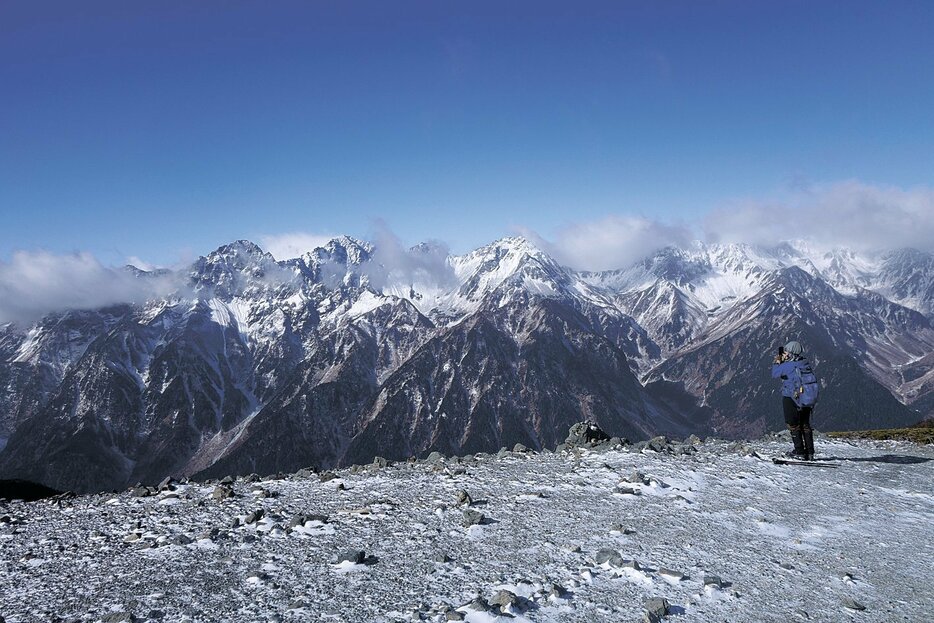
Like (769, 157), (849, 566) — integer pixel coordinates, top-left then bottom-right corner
(466, 597), (491, 612)
(496, 447), (510, 458)
(703, 575), (723, 588)
(219, 475), (235, 485)
(455, 489), (472, 506)
(287, 599), (307, 610)
(512, 443), (529, 453)
(461, 509), (485, 528)
(426, 452), (445, 465)
(288, 514), (307, 528)
(169, 534), (192, 546)
(687, 434), (703, 445)
(244, 473), (261, 483)
(548, 583), (567, 599)
(336, 550), (366, 565)
(565, 421), (611, 446)
(147, 611), (165, 620)
(489, 590), (519, 610)
(594, 548), (624, 567)
(842, 598), (866, 611)
(658, 568), (685, 580)
(445, 611), (465, 621)
(101, 613), (136, 623)
(244, 509), (264, 524)
(622, 559), (642, 570)
(615, 486), (640, 496)
(130, 487), (151, 498)
(319, 471), (337, 482)
(647, 436), (670, 453)
(157, 477), (176, 491)
(644, 597), (669, 619)
(628, 470), (648, 484)
(211, 485), (234, 501)
(433, 552), (453, 563)
(372, 456), (389, 468)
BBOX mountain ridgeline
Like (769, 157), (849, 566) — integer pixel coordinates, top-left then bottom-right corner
(1, 237), (932, 492)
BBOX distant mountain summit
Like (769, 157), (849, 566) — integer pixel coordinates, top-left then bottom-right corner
(1, 236), (932, 492)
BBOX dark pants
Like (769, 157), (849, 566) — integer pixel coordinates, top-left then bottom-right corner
(783, 397), (812, 431)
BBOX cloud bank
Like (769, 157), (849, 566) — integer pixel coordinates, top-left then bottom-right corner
(0, 251), (177, 326)
(518, 216), (693, 272)
(703, 180), (934, 252)
(260, 232), (336, 260)
(522, 181), (934, 271)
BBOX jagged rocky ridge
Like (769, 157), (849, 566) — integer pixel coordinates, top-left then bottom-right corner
(0, 236), (932, 492)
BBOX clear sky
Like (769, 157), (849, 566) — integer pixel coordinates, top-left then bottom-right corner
(2, 1), (933, 265)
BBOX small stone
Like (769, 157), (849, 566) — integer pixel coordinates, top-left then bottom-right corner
(628, 470), (648, 484)
(445, 612), (465, 621)
(512, 443), (529, 453)
(288, 514), (307, 528)
(647, 436), (670, 453)
(130, 487), (151, 498)
(455, 490), (472, 506)
(432, 552), (453, 563)
(169, 534), (192, 546)
(548, 583), (568, 599)
(594, 548), (624, 567)
(336, 550), (366, 565)
(319, 471), (337, 482)
(779, 562), (795, 570)
(644, 597), (669, 619)
(147, 611), (165, 620)
(219, 475), (235, 485)
(211, 485), (233, 501)
(615, 486), (640, 496)
(703, 575), (723, 588)
(621, 559), (642, 570)
(467, 597), (491, 612)
(288, 599), (307, 610)
(157, 477), (176, 491)
(426, 452), (445, 465)
(461, 509), (485, 528)
(489, 590), (518, 610)
(842, 598), (866, 611)
(101, 613), (136, 623)
(245, 473), (261, 482)
(372, 456), (389, 468)
(244, 509), (264, 524)
(658, 567), (684, 580)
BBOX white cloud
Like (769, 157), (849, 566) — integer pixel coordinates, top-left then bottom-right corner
(704, 180), (934, 252)
(362, 221), (457, 289)
(518, 215), (693, 272)
(260, 232), (336, 260)
(0, 251), (177, 326)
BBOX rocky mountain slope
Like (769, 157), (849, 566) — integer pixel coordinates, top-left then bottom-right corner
(1, 432), (932, 622)
(0, 236), (932, 492)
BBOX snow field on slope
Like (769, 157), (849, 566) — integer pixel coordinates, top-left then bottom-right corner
(0, 438), (932, 622)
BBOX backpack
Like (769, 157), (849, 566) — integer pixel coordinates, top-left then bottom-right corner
(793, 362), (820, 408)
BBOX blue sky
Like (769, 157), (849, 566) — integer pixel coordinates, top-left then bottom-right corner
(2, 1), (933, 266)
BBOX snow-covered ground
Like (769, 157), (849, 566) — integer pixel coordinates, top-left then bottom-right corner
(1, 436), (932, 622)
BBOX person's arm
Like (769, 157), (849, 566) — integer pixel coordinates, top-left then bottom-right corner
(772, 360), (791, 379)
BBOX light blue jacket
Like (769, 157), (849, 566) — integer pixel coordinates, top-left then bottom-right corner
(771, 357), (814, 399)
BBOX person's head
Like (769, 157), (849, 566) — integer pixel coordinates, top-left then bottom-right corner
(784, 340), (804, 357)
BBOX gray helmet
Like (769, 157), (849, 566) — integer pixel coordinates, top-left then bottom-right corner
(784, 340), (804, 355)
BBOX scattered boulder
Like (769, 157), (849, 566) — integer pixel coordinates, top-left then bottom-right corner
(336, 550), (366, 565)
(455, 489), (472, 506)
(842, 598), (866, 611)
(647, 436), (671, 453)
(432, 552), (453, 563)
(219, 475), (235, 485)
(130, 487), (151, 498)
(157, 477), (176, 491)
(489, 590), (519, 611)
(512, 443), (529, 453)
(319, 472), (337, 483)
(615, 486), (641, 496)
(594, 548), (624, 567)
(426, 452), (445, 465)
(244, 509), (264, 525)
(211, 485), (234, 501)
(372, 456), (389, 469)
(643, 597), (669, 622)
(565, 422), (611, 447)
(703, 575), (723, 589)
(658, 567), (685, 581)
(445, 611), (465, 621)
(461, 509), (485, 528)
(101, 613), (136, 623)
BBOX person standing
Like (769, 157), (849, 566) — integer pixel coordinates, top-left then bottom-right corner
(771, 340), (820, 460)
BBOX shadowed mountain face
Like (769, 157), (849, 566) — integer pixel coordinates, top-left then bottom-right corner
(0, 237), (931, 492)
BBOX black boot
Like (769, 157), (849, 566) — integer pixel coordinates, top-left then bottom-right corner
(802, 428), (815, 461)
(786, 426), (806, 458)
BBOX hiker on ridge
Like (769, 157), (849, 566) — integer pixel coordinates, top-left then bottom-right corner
(772, 340), (820, 460)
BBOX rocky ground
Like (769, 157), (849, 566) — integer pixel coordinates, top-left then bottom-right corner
(1, 430), (932, 623)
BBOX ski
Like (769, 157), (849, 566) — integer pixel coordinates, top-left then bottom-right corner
(772, 457), (840, 468)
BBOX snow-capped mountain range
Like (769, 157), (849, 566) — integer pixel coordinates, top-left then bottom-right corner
(1, 236), (932, 492)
